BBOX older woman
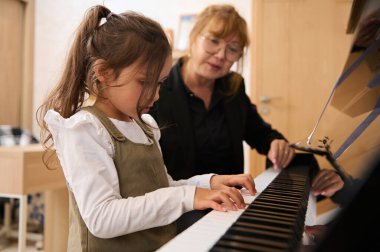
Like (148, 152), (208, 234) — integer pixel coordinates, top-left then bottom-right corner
(151, 4), (294, 180)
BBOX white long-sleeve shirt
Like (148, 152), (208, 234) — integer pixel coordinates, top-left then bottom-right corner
(44, 109), (214, 239)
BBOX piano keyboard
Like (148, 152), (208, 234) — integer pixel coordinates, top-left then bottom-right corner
(158, 167), (317, 252)
(210, 163), (314, 252)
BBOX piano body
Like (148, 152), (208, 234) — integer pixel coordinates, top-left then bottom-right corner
(159, 0), (380, 251)
(158, 155), (319, 252)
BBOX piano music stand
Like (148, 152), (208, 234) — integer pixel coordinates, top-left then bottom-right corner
(290, 137), (348, 181)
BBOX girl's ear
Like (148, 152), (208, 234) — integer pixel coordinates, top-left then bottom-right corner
(94, 59), (114, 84)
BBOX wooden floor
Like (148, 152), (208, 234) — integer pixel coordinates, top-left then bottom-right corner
(0, 237), (42, 252)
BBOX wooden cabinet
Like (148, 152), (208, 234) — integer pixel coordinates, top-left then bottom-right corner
(0, 145), (68, 252)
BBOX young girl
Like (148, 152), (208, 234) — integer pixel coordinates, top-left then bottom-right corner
(37, 5), (256, 252)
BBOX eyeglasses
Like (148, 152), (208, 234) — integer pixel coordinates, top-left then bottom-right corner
(200, 35), (243, 62)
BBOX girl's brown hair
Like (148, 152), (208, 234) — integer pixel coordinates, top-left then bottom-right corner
(189, 4), (249, 96)
(37, 5), (171, 163)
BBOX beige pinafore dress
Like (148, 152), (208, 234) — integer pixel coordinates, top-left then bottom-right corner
(67, 106), (176, 252)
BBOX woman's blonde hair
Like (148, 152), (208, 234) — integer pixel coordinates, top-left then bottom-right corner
(189, 4), (249, 96)
(37, 5), (171, 166)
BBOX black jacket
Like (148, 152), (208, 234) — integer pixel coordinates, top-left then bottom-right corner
(150, 59), (285, 180)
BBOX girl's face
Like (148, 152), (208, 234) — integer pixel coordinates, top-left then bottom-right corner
(189, 22), (243, 81)
(97, 55), (172, 121)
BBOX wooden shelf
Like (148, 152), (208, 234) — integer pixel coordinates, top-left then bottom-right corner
(0, 144), (65, 194)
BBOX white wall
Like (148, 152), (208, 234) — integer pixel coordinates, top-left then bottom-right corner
(34, 0), (252, 172)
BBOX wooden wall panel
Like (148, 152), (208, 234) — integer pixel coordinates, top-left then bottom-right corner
(0, 0), (34, 130)
(0, 0), (23, 126)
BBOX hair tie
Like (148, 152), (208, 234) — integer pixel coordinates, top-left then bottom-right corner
(99, 12), (114, 27)
(106, 12), (113, 21)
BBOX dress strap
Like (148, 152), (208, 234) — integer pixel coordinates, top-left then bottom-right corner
(81, 106), (126, 142)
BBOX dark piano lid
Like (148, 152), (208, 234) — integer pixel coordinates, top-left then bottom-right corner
(313, 150), (380, 252)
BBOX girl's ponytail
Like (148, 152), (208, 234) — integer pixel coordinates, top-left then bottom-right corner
(37, 5), (112, 154)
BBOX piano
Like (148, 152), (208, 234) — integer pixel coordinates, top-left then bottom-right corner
(159, 0), (380, 251)
(158, 155), (319, 252)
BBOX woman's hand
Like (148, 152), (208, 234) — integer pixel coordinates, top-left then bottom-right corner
(210, 174), (256, 195)
(267, 139), (295, 169)
(312, 169), (344, 197)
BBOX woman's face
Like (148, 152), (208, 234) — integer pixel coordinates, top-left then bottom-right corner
(189, 22), (243, 81)
(98, 55), (172, 121)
